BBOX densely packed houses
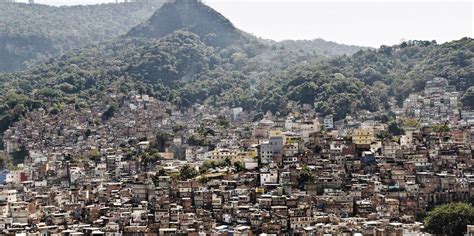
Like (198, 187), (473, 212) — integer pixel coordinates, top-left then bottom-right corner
(0, 78), (472, 235)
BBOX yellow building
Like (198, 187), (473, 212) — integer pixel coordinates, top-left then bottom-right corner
(352, 128), (374, 145)
(269, 129), (284, 137)
(207, 148), (242, 163)
(245, 148), (258, 159)
(285, 136), (301, 145)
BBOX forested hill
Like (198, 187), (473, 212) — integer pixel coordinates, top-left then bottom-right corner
(0, 32), (472, 135)
(127, 0), (366, 54)
(0, 0), (472, 139)
(278, 39), (367, 56)
(0, 1), (166, 72)
(128, 0), (248, 47)
(0, 0), (365, 73)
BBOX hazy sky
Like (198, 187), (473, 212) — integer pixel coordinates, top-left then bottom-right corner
(32, 0), (473, 47)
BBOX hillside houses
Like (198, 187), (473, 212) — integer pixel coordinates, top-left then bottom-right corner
(0, 77), (472, 235)
(402, 77), (462, 126)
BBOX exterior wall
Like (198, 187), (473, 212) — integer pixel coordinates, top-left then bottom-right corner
(352, 129), (373, 145)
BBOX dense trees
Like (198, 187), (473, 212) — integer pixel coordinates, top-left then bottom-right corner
(424, 202), (474, 236)
(128, 0), (247, 48)
(179, 164), (198, 181)
(101, 105), (116, 121)
(388, 122), (404, 136)
(0, 90), (43, 133)
(0, 0), (472, 140)
(126, 31), (213, 84)
(0, 34), (472, 140)
(462, 86), (474, 110)
(0, 1), (165, 72)
(278, 39), (367, 56)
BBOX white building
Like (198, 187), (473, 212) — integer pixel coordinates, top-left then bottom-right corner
(324, 115), (334, 130)
(260, 169), (278, 185)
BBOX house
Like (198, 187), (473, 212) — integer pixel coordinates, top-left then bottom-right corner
(352, 128), (374, 145)
(324, 115), (334, 130)
(260, 169), (278, 185)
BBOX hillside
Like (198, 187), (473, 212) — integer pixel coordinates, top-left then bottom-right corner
(0, 1), (165, 72)
(277, 39), (368, 56)
(0, 0), (365, 73)
(0, 0), (472, 139)
(128, 0), (248, 47)
(0, 33), (472, 134)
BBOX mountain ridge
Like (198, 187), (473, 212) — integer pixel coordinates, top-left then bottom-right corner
(0, 1), (166, 72)
(0, 0), (471, 141)
(128, 0), (254, 47)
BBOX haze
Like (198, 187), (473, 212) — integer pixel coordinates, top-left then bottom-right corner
(28, 0), (474, 47)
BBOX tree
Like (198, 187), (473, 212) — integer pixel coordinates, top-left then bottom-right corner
(0, 152), (12, 170)
(11, 146), (29, 165)
(49, 107), (60, 115)
(142, 151), (160, 167)
(154, 131), (170, 152)
(388, 122), (404, 136)
(222, 157), (232, 167)
(187, 135), (206, 146)
(0, 1), (164, 72)
(297, 166), (315, 190)
(432, 124), (450, 133)
(84, 129), (92, 138)
(233, 161), (244, 172)
(376, 130), (391, 154)
(198, 175), (210, 184)
(101, 105), (116, 121)
(88, 149), (101, 163)
(179, 164), (198, 181)
(200, 160), (217, 174)
(424, 202), (474, 236)
(461, 86), (474, 110)
(376, 130), (391, 141)
(404, 118), (419, 128)
(216, 115), (229, 127)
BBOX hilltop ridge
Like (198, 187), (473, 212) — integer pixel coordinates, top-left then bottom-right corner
(128, 0), (248, 47)
(0, 1), (165, 72)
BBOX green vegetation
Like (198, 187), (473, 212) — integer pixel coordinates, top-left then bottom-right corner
(216, 116), (229, 127)
(199, 158), (241, 174)
(432, 124), (450, 133)
(128, 0), (247, 48)
(424, 202), (474, 236)
(153, 131), (171, 152)
(179, 164), (198, 181)
(278, 39), (368, 56)
(101, 105), (116, 121)
(0, 0), (472, 141)
(461, 86), (474, 110)
(297, 166), (315, 190)
(0, 34), (472, 139)
(233, 161), (244, 172)
(388, 122), (404, 136)
(0, 152), (13, 170)
(404, 118), (419, 128)
(198, 175), (209, 184)
(141, 150), (161, 167)
(0, 1), (165, 72)
(10, 146), (29, 165)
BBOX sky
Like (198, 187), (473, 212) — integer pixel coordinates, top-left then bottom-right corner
(31, 0), (473, 47)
